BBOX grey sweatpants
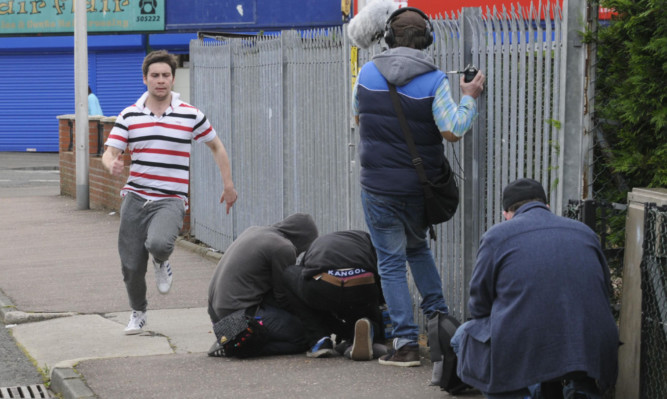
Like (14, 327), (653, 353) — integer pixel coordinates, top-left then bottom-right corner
(118, 192), (185, 312)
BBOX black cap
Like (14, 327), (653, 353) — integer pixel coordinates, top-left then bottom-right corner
(502, 178), (547, 211)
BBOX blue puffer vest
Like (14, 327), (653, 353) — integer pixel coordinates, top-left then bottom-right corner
(357, 62), (447, 196)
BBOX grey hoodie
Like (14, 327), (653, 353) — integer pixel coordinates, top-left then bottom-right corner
(271, 213), (318, 255)
(372, 47), (438, 86)
(207, 213), (318, 322)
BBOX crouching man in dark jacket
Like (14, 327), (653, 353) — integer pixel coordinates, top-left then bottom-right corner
(282, 230), (387, 360)
(451, 179), (619, 398)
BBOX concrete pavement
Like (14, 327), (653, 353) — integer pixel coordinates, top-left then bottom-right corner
(0, 153), (482, 399)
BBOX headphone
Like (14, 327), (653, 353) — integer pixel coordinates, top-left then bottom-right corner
(383, 7), (433, 49)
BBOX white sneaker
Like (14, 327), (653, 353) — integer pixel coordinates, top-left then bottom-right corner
(124, 310), (147, 335)
(153, 259), (173, 294)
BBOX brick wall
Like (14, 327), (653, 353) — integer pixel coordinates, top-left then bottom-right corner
(58, 117), (76, 198)
(58, 115), (191, 233)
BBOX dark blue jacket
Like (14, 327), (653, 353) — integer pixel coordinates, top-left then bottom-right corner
(357, 50), (447, 196)
(458, 202), (619, 393)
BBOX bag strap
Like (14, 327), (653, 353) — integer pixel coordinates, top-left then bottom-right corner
(387, 82), (437, 239)
(387, 83), (431, 188)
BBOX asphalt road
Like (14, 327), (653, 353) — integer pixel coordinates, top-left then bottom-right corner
(0, 153), (59, 196)
(0, 319), (44, 387)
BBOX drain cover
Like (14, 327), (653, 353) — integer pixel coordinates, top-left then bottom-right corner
(0, 384), (50, 398)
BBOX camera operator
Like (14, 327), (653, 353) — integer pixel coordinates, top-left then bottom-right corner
(352, 6), (484, 367)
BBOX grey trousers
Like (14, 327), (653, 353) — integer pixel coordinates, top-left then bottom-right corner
(118, 192), (185, 312)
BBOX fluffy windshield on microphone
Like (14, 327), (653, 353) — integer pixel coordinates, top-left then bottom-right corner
(347, 0), (399, 49)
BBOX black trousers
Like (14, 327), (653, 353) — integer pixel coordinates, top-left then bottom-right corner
(283, 265), (384, 346)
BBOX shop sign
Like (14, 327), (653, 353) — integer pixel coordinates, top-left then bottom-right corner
(0, 0), (165, 35)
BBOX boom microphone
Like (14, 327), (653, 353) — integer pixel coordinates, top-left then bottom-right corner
(347, 0), (399, 49)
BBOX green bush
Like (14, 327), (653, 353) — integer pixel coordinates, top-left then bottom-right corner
(596, 0), (667, 197)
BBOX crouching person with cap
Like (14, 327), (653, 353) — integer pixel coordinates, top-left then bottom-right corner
(207, 213), (318, 358)
(451, 179), (619, 398)
(282, 230), (388, 360)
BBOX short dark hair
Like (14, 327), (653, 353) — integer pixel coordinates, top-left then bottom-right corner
(506, 197), (546, 213)
(142, 50), (177, 77)
(391, 27), (431, 50)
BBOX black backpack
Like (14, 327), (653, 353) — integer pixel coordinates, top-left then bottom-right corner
(427, 312), (471, 394)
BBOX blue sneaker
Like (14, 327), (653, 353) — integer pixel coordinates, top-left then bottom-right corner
(307, 336), (336, 358)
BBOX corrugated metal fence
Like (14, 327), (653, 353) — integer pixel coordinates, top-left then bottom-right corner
(189, 4), (572, 321)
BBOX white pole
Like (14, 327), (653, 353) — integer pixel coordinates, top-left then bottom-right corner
(74, 0), (89, 210)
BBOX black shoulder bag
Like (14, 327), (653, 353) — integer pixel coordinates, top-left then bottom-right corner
(387, 83), (460, 240)
(427, 312), (471, 394)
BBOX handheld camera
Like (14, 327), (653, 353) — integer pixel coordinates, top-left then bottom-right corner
(447, 64), (479, 83)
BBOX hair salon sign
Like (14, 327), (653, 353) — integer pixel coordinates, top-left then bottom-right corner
(0, 0), (164, 34)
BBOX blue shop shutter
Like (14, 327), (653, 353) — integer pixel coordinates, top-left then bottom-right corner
(92, 51), (147, 118)
(0, 49), (146, 152)
(0, 53), (74, 152)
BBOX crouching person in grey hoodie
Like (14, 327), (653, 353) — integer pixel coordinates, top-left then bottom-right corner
(207, 213), (318, 358)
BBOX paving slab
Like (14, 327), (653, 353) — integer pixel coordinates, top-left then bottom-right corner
(75, 353), (476, 399)
(106, 307), (215, 354)
(10, 314), (173, 371)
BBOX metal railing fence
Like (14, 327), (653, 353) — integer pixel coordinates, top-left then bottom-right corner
(189, 3), (571, 322)
(639, 204), (667, 398)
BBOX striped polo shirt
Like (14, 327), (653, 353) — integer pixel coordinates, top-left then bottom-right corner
(104, 91), (217, 205)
